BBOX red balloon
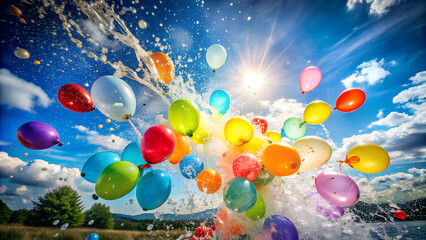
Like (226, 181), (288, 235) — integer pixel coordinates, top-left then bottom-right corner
(394, 210), (407, 220)
(57, 84), (95, 113)
(195, 225), (213, 239)
(232, 153), (261, 180)
(334, 88), (366, 112)
(141, 125), (177, 164)
(251, 117), (268, 134)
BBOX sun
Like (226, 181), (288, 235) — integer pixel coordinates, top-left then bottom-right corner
(244, 72), (264, 90)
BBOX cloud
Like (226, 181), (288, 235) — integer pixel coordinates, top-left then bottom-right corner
(368, 112), (413, 128)
(393, 71), (426, 104)
(341, 59), (391, 88)
(73, 125), (130, 151)
(376, 108), (384, 118)
(0, 69), (52, 113)
(82, 20), (120, 49)
(0, 185), (6, 194)
(347, 0), (402, 16)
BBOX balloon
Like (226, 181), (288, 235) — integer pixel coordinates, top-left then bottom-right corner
(14, 48), (30, 59)
(196, 169), (222, 194)
(394, 210), (407, 220)
(303, 101), (331, 125)
(251, 117), (268, 134)
(206, 44), (227, 70)
(283, 117), (307, 140)
(299, 66), (322, 94)
(179, 154), (204, 179)
(57, 84), (95, 112)
(150, 52), (175, 84)
(168, 130), (190, 164)
(223, 178), (257, 212)
(232, 154), (261, 181)
(344, 143), (390, 174)
(136, 170), (172, 210)
(252, 167), (275, 187)
(95, 161), (140, 200)
(265, 131), (281, 143)
(168, 99), (200, 136)
(232, 135), (269, 158)
(308, 192), (344, 219)
(215, 208), (244, 240)
(315, 172), (359, 207)
(121, 142), (146, 167)
(138, 20), (147, 29)
(293, 136), (332, 172)
(191, 116), (213, 144)
(17, 121), (60, 150)
(195, 226), (213, 239)
(262, 143), (301, 176)
(210, 90), (231, 115)
(261, 215), (299, 240)
(140, 125), (176, 165)
(244, 193), (266, 220)
(91, 76), (136, 121)
(85, 233), (99, 240)
(8, 5), (22, 16)
(334, 88), (366, 112)
(224, 117), (254, 146)
(82, 152), (120, 183)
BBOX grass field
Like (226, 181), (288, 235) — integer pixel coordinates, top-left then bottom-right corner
(0, 225), (187, 240)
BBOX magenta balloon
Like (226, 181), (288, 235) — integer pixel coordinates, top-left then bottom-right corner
(315, 172), (359, 207)
(299, 66), (322, 94)
(308, 192), (344, 219)
(17, 121), (60, 150)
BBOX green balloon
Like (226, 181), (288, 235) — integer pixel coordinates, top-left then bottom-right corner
(168, 99), (200, 136)
(283, 117), (307, 140)
(252, 167), (275, 187)
(95, 161), (140, 200)
(244, 193), (266, 220)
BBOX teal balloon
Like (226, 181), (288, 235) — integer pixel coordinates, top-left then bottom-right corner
(81, 152), (120, 183)
(91, 76), (136, 122)
(136, 170), (172, 210)
(252, 167), (275, 187)
(283, 117), (307, 140)
(206, 44), (227, 70)
(95, 161), (140, 200)
(122, 142), (146, 166)
(210, 90), (231, 115)
(223, 178), (257, 212)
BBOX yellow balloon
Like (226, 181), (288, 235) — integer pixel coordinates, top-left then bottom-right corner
(224, 117), (254, 145)
(265, 131), (281, 143)
(293, 136), (332, 172)
(233, 135), (269, 158)
(191, 117), (213, 144)
(304, 101), (331, 125)
(346, 143), (390, 174)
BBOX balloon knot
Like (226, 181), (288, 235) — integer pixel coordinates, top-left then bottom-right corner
(142, 164), (151, 169)
(301, 91), (305, 94)
(333, 107), (337, 110)
(213, 69), (216, 74)
(337, 156), (360, 170)
(91, 107), (96, 111)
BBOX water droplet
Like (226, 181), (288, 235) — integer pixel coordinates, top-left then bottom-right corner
(60, 223), (69, 231)
(147, 224), (153, 230)
(88, 220), (94, 225)
(53, 220), (60, 225)
(53, 233), (59, 237)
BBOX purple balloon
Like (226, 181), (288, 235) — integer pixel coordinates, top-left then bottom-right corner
(17, 121), (60, 150)
(260, 215), (298, 240)
(315, 172), (359, 207)
(308, 191), (344, 219)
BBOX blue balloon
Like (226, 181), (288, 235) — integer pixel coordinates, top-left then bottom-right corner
(81, 152), (120, 183)
(136, 170), (172, 210)
(122, 142), (146, 166)
(223, 177), (257, 212)
(179, 154), (204, 179)
(262, 215), (299, 240)
(209, 90), (231, 115)
(85, 233), (99, 240)
(91, 75), (136, 122)
(280, 128), (285, 138)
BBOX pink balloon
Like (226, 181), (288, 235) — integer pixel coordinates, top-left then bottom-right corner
(232, 154), (261, 180)
(299, 66), (322, 94)
(315, 172), (359, 207)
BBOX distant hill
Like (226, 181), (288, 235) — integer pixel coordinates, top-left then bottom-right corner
(113, 208), (218, 221)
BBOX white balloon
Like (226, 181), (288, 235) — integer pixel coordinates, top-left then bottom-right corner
(293, 136), (332, 172)
(206, 44), (227, 70)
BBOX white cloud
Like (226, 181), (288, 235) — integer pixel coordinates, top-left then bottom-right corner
(0, 69), (52, 112)
(73, 125), (130, 151)
(408, 167), (425, 175)
(408, 70), (426, 84)
(347, 0), (402, 16)
(0, 185), (6, 194)
(341, 58), (391, 88)
(393, 71), (426, 103)
(368, 112), (413, 128)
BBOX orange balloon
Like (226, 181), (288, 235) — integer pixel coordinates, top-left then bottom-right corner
(215, 208), (244, 240)
(168, 130), (190, 164)
(34, 60), (41, 65)
(150, 52), (175, 84)
(8, 5), (22, 16)
(334, 88), (366, 112)
(196, 169), (222, 194)
(262, 143), (301, 176)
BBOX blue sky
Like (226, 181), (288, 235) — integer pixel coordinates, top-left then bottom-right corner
(0, 0), (425, 215)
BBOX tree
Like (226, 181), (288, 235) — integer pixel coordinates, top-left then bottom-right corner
(9, 209), (30, 224)
(32, 185), (85, 227)
(0, 199), (11, 224)
(85, 203), (114, 229)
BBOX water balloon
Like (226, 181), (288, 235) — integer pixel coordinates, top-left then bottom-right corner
(252, 167), (275, 187)
(8, 5), (22, 16)
(136, 170), (172, 210)
(209, 90), (231, 115)
(191, 117), (213, 144)
(196, 169), (222, 194)
(244, 193), (266, 220)
(261, 215), (299, 240)
(315, 172), (359, 207)
(223, 177), (257, 212)
(224, 117), (254, 145)
(265, 130), (282, 143)
(206, 44), (227, 71)
(394, 210), (407, 220)
(138, 20), (147, 29)
(81, 152), (120, 183)
(195, 225), (214, 239)
(17, 121), (60, 150)
(168, 130), (190, 164)
(14, 48), (30, 59)
(85, 233), (99, 240)
(251, 117), (268, 134)
(293, 136), (332, 172)
(299, 66), (322, 94)
(179, 154), (204, 179)
(343, 143), (390, 174)
(283, 117), (307, 140)
(150, 52), (175, 84)
(262, 143), (301, 176)
(232, 154), (261, 181)
(57, 84), (95, 112)
(121, 142), (146, 166)
(304, 101), (331, 125)
(140, 125), (176, 165)
(168, 99), (200, 136)
(334, 88), (366, 112)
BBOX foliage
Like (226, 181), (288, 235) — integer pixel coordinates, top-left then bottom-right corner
(0, 199), (11, 224)
(84, 203), (114, 229)
(8, 209), (30, 224)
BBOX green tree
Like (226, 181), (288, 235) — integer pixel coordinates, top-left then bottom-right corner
(32, 185), (85, 227)
(0, 199), (11, 224)
(85, 203), (114, 229)
(8, 209), (30, 224)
